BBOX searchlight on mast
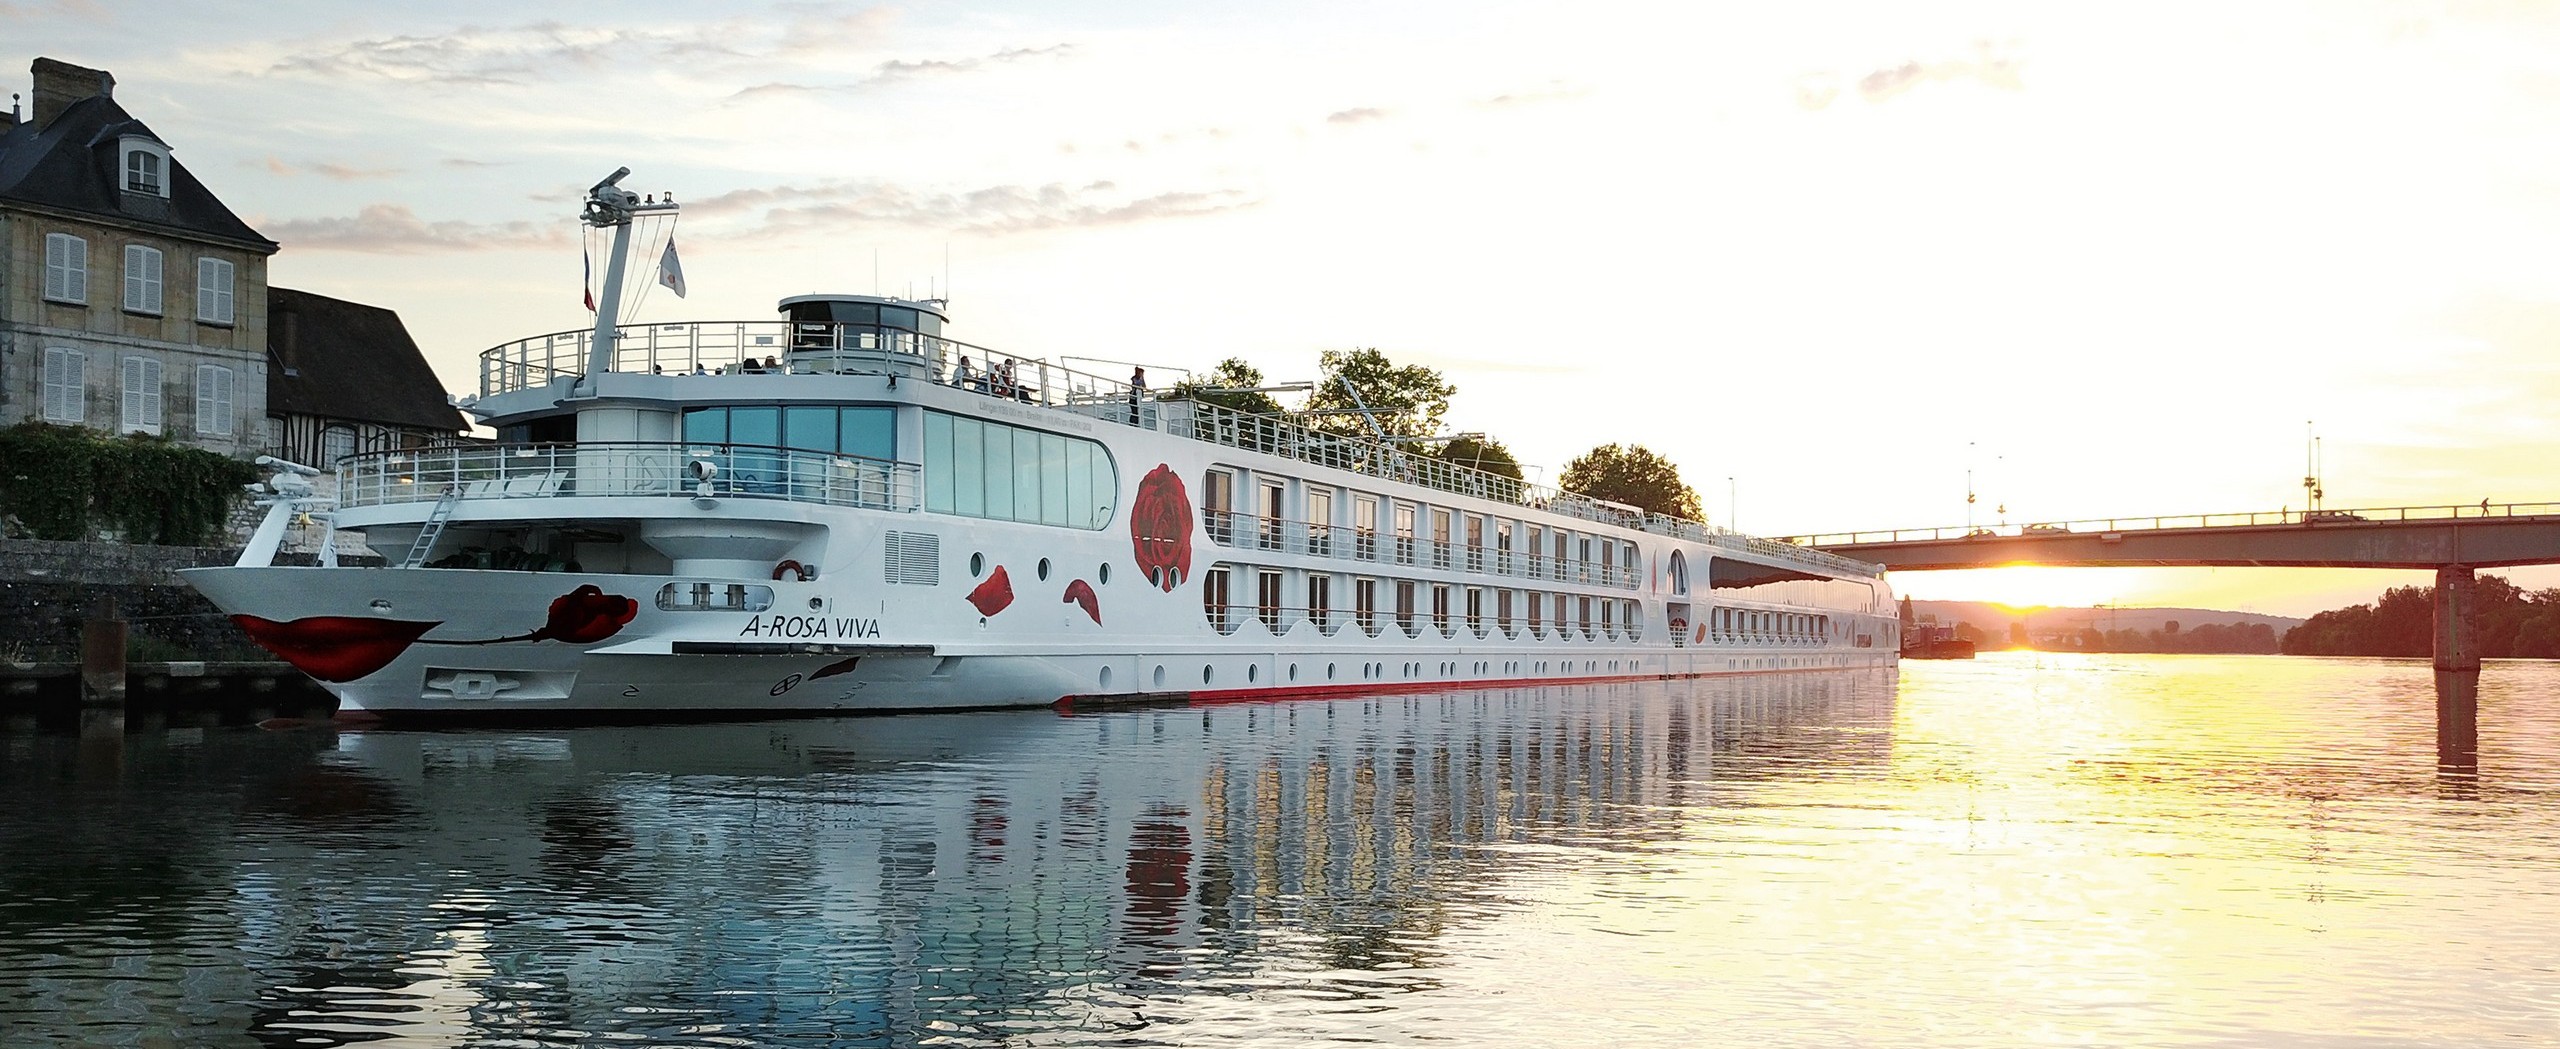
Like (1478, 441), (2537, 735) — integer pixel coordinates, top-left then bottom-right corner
(577, 167), (679, 394)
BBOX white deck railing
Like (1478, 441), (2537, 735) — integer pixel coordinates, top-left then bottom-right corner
(336, 442), (920, 513)
(475, 321), (1878, 578)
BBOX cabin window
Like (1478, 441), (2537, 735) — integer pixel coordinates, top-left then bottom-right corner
(1394, 504), (1416, 565)
(1306, 487), (1334, 556)
(1432, 583), (1451, 633)
(1395, 580), (1417, 635)
(1353, 493), (1380, 560)
(919, 410), (1114, 529)
(1355, 577), (1379, 635)
(1258, 480), (1284, 551)
(1258, 570), (1283, 630)
(1430, 508), (1452, 569)
(1309, 574), (1333, 631)
(1204, 567), (1232, 633)
(1203, 469), (1235, 544)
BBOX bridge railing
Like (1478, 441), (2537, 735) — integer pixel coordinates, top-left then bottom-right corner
(1781, 502), (2560, 548)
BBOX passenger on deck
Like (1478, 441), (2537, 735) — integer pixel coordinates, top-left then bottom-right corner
(954, 355), (977, 391)
(763, 355), (782, 374)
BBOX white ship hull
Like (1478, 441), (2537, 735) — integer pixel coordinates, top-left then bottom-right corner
(187, 178), (1896, 722)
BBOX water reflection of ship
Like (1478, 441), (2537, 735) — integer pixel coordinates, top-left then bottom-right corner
(217, 673), (1897, 1043)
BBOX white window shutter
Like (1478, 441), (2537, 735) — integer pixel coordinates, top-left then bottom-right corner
(197, 258), (236, 324)
(43, 347), (85, 424)
(120, 356), (163, 435)
(195, 365), (234, 435)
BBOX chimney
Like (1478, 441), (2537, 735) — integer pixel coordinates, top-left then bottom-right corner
(30, 57), (113, 127)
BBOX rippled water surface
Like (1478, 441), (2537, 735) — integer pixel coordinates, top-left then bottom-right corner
(4, 654), (2558, 1047)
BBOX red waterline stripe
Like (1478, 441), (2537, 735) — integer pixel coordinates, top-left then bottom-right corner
(1060, 658), (1892, 708)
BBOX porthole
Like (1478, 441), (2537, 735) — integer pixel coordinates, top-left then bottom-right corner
(1203, 664), (1215, 684)
(1288, 663), (1298, 682)
(1153, 664), (1166, 689)
(1326, 662), (1336, 679)
(1248, 664), (1259, 683)
(970, 553), (985, 577)
(1100, 666), (1114, 689)
(807, 596), (824, 610)
(1099, 563), (1111, 585)
(1037, 557), (1051, 581)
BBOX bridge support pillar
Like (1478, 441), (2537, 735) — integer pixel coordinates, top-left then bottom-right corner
(2432, 564), (2481, 674)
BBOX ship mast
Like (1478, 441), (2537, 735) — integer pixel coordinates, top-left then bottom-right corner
(579, 167), (679, 390)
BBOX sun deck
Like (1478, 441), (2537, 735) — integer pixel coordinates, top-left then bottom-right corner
(473, 320), (1878, 577)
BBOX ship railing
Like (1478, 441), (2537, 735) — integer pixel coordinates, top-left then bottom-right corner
(336, 441), (921, 513)
(478, 321), (1149, 409)
(1198, 511), (1647, 588)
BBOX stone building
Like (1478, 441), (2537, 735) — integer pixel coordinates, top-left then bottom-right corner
(0, 57), (277, 455)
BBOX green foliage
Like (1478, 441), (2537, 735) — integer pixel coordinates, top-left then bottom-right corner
(1169, 358), (1288, 416)
(2282, 575), (2560, 658)
(1558, 443), (1704, 521)
(1304, 348), (1454, 440)
(1429, 435), (1523, 482)
(0, 423), (98, 539)
(0, 423), (256, 545)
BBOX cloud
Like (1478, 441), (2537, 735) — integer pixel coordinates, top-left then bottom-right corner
(262, 13), (886, 86)
(687, 178), (1254, 237)
(1798, 41), (2027, 111)
(262, 203), (569, 253)
(1856, 41), (2026, 104)
(261, 158), (406, 180)
(1326, 107), (1387, 125)
(1478, 81), (1588, 108)
(724, 42), (1073, 100)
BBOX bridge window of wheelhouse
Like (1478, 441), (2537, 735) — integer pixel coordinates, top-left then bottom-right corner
(920, 409), (1116, 529)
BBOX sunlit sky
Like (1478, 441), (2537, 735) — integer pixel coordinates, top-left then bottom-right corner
(16, 1), (2560, 617)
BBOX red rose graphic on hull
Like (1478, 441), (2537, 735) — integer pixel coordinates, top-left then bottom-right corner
(1129, 464), (1193, 592)
(234, 615), (440, 683)
(967, 566), (1015, 616)
(534, 585), (639, 644)
(1063, 579), (1100, 624)
(233, 585), (641, 684)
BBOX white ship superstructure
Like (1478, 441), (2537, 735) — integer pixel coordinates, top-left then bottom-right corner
(184, 170), (1897, 720)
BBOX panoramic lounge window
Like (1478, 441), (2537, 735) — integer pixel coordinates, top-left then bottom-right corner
(921, 409), (1116, 529)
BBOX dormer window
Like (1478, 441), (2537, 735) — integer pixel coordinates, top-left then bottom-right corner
(126, 150), (161, 193)
(118, 135), (170, 199)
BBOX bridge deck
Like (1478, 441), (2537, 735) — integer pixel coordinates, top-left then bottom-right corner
(1785, 503), (2560, 571)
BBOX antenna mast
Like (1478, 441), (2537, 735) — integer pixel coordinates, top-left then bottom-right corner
(579, 167), (679, 390)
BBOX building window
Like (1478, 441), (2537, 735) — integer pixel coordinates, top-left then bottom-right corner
(321, 425), (358, 464)
(44, 233), (87, 304)
(123, 245), (164, 315)
(119, 356), (163, 435)
(41, 348), (85, 424)
(197, 258), (236, 324)
(126, 150), (161, 194)
(195, 365), (235, 436)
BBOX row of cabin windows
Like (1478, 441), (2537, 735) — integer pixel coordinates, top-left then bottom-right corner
(39, 348), (234, 437)
(1199, 563), (1649, 642)
(921, 410), (1117, 530)
(1201, 468), (1645, 589)
(1707, 607), (1834, 645)
(42, 233), (236, 324)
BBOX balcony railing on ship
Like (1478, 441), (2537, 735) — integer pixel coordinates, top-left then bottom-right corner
(1200, 511), (1648, 589)
(336, 442), (920, 513)
(478, 321), (1875, 577)
(1202, 602), (1645, 644)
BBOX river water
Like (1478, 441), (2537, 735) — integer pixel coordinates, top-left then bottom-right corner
(2, 654), (2555, 1047)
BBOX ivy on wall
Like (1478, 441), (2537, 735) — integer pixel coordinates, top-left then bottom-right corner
(0, 423), (259, 545)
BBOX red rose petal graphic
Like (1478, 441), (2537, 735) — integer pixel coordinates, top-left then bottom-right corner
(536, 584), (639, 644)
(967, 566), (1015, 616)
(1129, 464), (1193, 592)
(234, 615), (440, 683)
(1063, 579), (1100, 625)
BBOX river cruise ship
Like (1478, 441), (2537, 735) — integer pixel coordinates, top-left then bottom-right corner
(183, 170), (1898, 720)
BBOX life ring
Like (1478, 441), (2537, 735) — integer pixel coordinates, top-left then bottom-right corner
(773, 559), (815, 582)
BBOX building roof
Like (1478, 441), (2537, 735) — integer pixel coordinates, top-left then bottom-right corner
(268, 287), (468, 433)
(0, 94), (276, 251)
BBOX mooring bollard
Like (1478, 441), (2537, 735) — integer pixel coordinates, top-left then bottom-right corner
(81, 598), (127, 710)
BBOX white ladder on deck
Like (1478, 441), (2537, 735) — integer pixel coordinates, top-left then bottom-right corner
(400, 485), (463, 568)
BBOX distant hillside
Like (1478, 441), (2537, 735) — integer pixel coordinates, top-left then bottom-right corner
(1910, 600), (2303, 642)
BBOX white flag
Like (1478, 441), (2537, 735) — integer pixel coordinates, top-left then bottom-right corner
(658, 238), (687, 298)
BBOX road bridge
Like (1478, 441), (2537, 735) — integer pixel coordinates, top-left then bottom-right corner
(1780, 502), (2560, 674)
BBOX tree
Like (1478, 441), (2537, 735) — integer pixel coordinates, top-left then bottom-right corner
(1557, 443), (1704, 521)
(1430, 434), (1523, 482)
(1302, 347), (1454, 440)
(1168, 357), (1285, 416)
